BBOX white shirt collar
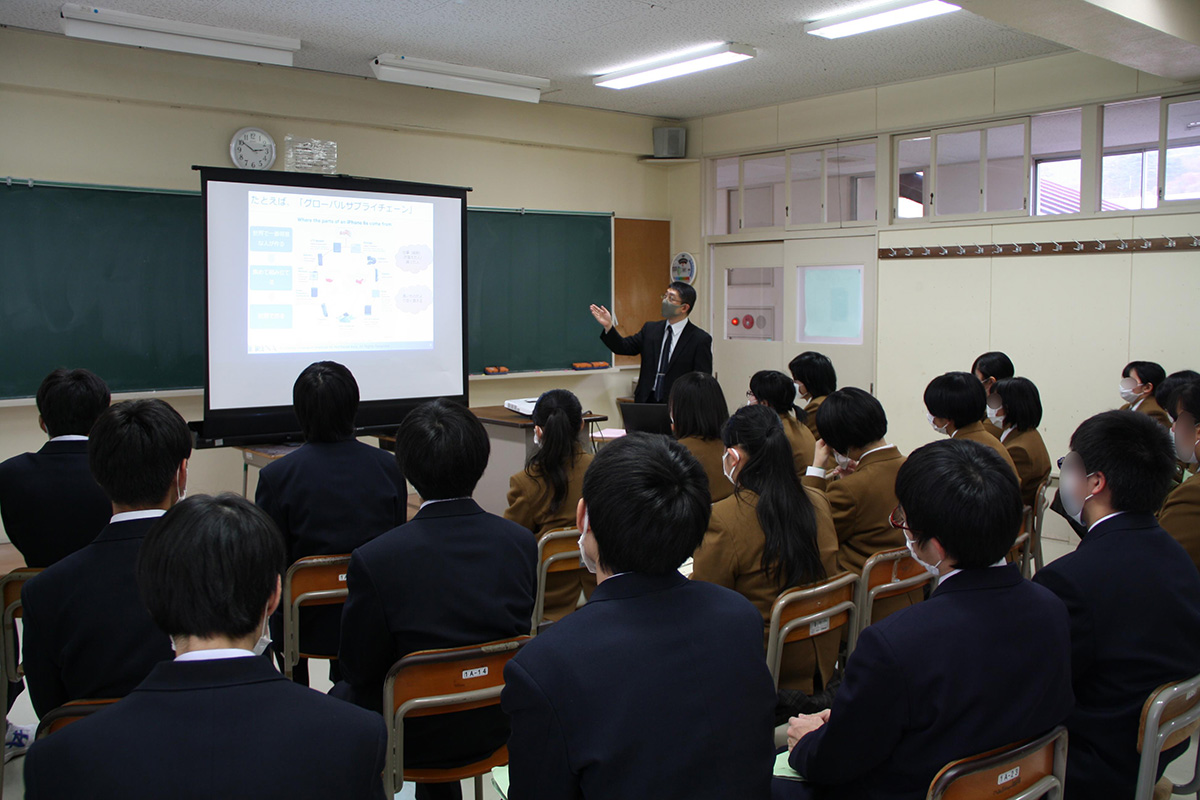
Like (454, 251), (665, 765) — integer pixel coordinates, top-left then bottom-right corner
(667, 315), (689, 337)
(1000, 426), (1014, 442)
(1088, 511), (1126, 533)
(859, 444), (896, 459)
(1132, 397), (1146, 411)
(49, 434), (88, 442)
(174, 648), (256, 662)
(939, 557), (1008, 585)
(418, 496), (471, 511)
(110, 508), (167, 524)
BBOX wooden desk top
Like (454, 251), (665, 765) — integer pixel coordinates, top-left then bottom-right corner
(469, 405), (608, 429)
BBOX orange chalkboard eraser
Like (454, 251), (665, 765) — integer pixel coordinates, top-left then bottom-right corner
(484, 366), (510, 374)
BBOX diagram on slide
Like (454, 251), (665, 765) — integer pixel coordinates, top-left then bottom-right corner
(245, 190), (435, 354)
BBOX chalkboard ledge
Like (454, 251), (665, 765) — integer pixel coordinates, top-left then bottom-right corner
(0, 387), (201, 408)
(468, 366), (637, 382)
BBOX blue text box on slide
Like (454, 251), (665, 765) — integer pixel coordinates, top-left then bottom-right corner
(249, 305), (293, 329)
(249, 265), (293, 291)
(249, 226), (293, 251)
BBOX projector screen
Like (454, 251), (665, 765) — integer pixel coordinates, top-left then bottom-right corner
(198, 168), (467, 442)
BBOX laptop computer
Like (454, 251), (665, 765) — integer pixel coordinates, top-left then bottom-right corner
(618, 402), (673, 436)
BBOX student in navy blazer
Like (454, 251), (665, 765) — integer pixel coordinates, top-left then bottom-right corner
(590, 281), (713, 403)
(254, 362), (407, 686)
(332, 399), (536, 800)
(780, 439), (1074, 800)
(24, 494), (387, 800)
(1034, 410), (1200, 800)
(502, 433), (777, 800)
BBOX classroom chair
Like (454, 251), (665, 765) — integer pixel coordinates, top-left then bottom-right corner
(0, 567), (42, 681)
(927, 725), (1067, 800)
(281, 554), (350, 680)
(848, 547), (934, 653)
(531, 529), (584, 636)
(1030, 476), (1052, 573)
(34, 698), (119, 740)
(765, 573), (858, 690)
(383, 635), (530, 795)
(1007, 528), (1033, 579)
(1134, 672), (1200, 800)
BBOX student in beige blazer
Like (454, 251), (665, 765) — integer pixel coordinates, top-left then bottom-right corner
(991, 377), (1052, 509)
(505, 390), (595, 621)
(668, 372), (733, 503)
(1160, 382), (1200, 571)
(748, 370), (816, 479)
(789, 351), (837, 440)
(692, 405), (840, 695)
(972, 351), (1015, 440)
(925, 371), (1019, 478)
(1120, 360), (1172, 429)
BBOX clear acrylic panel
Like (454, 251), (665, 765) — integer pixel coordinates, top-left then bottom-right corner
(826, 141), (876, 224)
(935, 130), (981, 216)
(788, 150), (824, 225)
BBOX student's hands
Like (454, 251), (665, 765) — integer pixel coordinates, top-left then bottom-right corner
(589, 304), (613, 332)
(786, 709), (831, 751)
(813, 439), (831, 472)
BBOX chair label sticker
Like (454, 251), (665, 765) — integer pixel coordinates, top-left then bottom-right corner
(463, 666), (489, 680)
(809, 618), (830, 636)
(997, 767), (1020, 784)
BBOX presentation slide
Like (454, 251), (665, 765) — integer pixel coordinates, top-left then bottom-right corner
(205, 175), (465, 415)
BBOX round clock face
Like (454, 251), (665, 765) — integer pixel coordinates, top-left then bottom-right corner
(230, 127), (276, 170)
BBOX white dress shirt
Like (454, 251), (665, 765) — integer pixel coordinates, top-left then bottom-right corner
(110, 509), (167, 524)
(175, 648), (256, 662)
(664, 316), (689, 364)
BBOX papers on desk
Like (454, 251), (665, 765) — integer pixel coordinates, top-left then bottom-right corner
(491, 765), (510, 799)
(591, 428), (627, 440)
(775, 750), (806, 781)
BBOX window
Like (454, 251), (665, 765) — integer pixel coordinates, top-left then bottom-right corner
(741, 154), (786, 230)
(709, 157), (737, 235)
(787, 148), (824, 226)
(1032, 108), (1082, 215)
(934, 129), (981, 216)
(1164, 97), (1200, 202)
(985, 124), (1027, 212)
(797, 265), (864, 345)
(1102, 98), (1159, 211)
(896, 136), (931, 218)
(827, 141), (877, 224)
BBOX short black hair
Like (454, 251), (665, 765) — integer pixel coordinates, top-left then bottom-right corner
(971, 352), (1015, 386)
(293, 361), (359, 442)
(35, 368), (110, 437)
(993, 377), (1043, 431)
(89, 399), (192, 507)
(815, 387), (887, 454)
(787, 351), (837, 398)
(1123, 360), (1166, 391)
(1177, 382), (1200, 422)
(582, 433), (710, 575)
(1070, 410), (1175, 514)
(896, 439), (1023, 568)
(138, 494), (286, 640)
(924, 371), (987, 429)
(1157, 370), (1200, 415)
(669, 372), (729, 440)
(669, 281), (697, 314)
(749, 370), (802, 418)
(395, 399), (489, 500)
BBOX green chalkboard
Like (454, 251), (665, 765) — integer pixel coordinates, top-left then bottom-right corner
(466, 210), (611, 374)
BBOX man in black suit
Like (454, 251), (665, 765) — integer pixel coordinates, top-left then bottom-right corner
(332, 399), (536, 800)
(23, 493), (388, 800)
(0, 368), (111, 568)
(780, 439), (1074, 800)
(255, 361), (408, 687)
(502, 433), (777, 800)
(591, 281), (713, 403)
(1034, 410), (1200, 800)
(21, 399), (189, 719)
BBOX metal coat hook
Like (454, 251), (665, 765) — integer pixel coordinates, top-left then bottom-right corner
(939, 247), (948, 256)
(975, 244), (985, 255)
(1116, 239), (1128, 250)
(1165, 236), (1177, 248)
(957, 245), (966, 255)
(1032, 243), (1042, 252)
(1012, 243), (1022, 253)
(1140, 237), (1152, 249)
(905, 247), (913, 257)
(1073, 241), (1084, 251)
(888, 248), (897, 257)
(1192, 234), (1200, 248)
(922, 247), (931, 256)
(1052, 242), (1063, 252)
(1094, 240), (1106, 251)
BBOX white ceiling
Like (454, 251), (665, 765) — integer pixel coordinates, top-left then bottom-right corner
(0, 0), (1069, 119)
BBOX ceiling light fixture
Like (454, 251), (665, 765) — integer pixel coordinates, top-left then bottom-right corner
(59, 4), (301, 66)
(594, 42), (757, 90)
(371, 54), (551, 103)
(804, 0), (961, 40)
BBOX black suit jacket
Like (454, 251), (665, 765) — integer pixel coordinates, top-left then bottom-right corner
(1034, 513), (1200, 800)
(334, 498), (536, 766)
(789, 565), (1074, 800)
(0, 440), (111, 568)
(502, 571), (776, 800)
(601, 318), (713, 403)
(21, 517), (173, 718)
(23, 656), (387, 800)
(255, 439), (407, 656)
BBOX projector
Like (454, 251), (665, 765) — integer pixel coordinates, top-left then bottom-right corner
(504, 397), (539, 416)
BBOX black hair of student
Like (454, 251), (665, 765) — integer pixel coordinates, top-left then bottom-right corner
(787, 351), (837, 398)
(293, 361), (359, 442)
(1157, 370), (1200, 416)
(668, 372), (729, 440)
(35, 368), (110, 437)
(722, 405), (824, 590)
(582, 433), (710, 575)
(749, 370), (806, 422)
(993, 377), (1043, 431)
(924, 371), (987, 429)
(815, 388), (887, 455)
(394, 399), (489, 500)
(1122, 360), (1166, 391)
(138, 493), (285, 640)
(971, 352), (1015, 388)
(1070, 410), (1175, 513)
(1177, 382), (1200, 425)
(896, 439), (1023, 568)
(527, 389), (584, 515)
(88, 399), (192, 507)
(669, 280), (697, 314)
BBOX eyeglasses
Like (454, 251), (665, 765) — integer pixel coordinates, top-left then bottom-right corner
(889, 504), (917, 534)
(745, 390), (756, 400)
(660, 294), (681, 303)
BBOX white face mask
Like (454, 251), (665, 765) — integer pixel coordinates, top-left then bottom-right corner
(252, 613), (272, 657)
(986, 405), (1005, 425)
(833, 451), (853, 471)
(904, 532), (942, 577)
(578, 512), (598, 574)
(795, 382), (810, 401)
(1173, 424), (1199, 465)
(1119, 383), (1142, 404)
(927, 412), (949, 436)
(722, 449), (740, 485)
(1059, 465), (1096, 526)
(533, 431), (541, 447)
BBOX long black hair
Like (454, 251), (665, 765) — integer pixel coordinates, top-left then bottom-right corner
(722, 405), (824, 590)
(527, 389), (584, 514)
(750, 370), (807, 423)
(669, 372), (729, 440)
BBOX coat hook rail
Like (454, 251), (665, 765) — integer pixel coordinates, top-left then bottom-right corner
(878, 236), (1197, 259)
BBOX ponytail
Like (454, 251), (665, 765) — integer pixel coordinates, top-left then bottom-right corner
(527, 389), (584, 514)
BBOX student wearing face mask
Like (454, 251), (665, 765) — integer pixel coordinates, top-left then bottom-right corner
(971, 351), (1015, 439)
(23, 494), (388, 800)
(778, 438), (1073, 800)
(788, 352), (838, 439)
(505, 389), (595, 621)
(1158, 381), (1200, 571)
(924, 371), (1018, 477)
(1118, 360), (1170, 429)
(748, 370), (817, 478)
(1033, 410), (1200, 800)
(692, 405), (838, 695)
(1155, 369), (1200, 484)
(990, 377), (1051, 509)
(668, 372), (734, 503)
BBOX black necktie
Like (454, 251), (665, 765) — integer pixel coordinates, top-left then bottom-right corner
(653, 325), (673, 401)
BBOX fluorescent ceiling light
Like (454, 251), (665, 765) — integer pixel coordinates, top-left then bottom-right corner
(594, 43), (757, 90)
(805, 0), (961, 39)
(59, 4), (301, 66)
(371, 55), (550, 103)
